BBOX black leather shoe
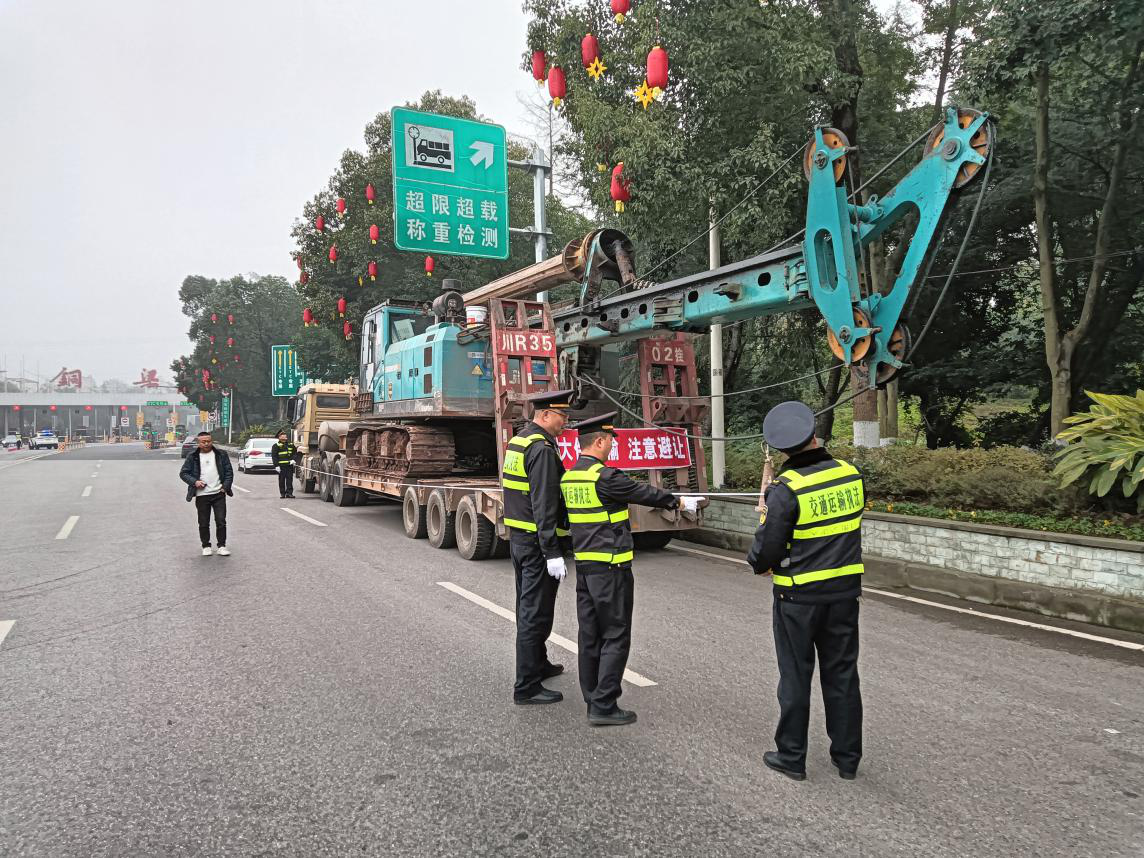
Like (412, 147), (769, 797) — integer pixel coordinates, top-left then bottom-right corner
(832, 760), (857, 780)
(763, 751), (806, 781)
(514, 688), (563, 705)
(542, 662), (564, 679)
(589, 707), (637, 727)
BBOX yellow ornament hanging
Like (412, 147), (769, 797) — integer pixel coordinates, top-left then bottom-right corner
(587, 57), (607, 81)
(634, 80), (655, 110)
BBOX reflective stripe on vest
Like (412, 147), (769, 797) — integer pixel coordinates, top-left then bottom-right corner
(502, 433), (547, 532)
(276, 445), (295, 465)
(773, 458), (864, 587)
(561, 462), (632, 566)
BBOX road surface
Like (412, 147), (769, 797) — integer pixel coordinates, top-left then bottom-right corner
(1, 442), (1142, 856)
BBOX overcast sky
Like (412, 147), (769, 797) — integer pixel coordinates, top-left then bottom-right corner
(0, 0), (539, 383)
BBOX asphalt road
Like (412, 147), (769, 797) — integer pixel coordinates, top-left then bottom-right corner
(1, 442), (1142, 857)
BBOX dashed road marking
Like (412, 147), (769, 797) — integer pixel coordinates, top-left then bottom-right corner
(0, 452), (51, 472)
(81, 486), (92, 498)
(233, 485), (251, 494)
(90, 473), (98, 479)
(0, 620), (13, 649)
(95, 463), (102, 469)
(55, 515), (80, 540)
(281, 507), (326, 527)
(437, 581), (657, 688)
(666, 543), (1144, 652)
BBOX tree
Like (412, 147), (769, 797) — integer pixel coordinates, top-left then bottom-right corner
(290, 91), (592, 382)
(170, 274), (300, 427)
(970, 0), (1144, 436)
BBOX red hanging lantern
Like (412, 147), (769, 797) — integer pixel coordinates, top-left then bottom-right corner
(209, 335), (215, 344)
(234, 354), (240, 363)
(336, 197), (346, 216)
(368, 260), (378, 281)
(531, 50), (547, 85)
(581, 34), (599, 68)
(210, 313), (218, 324)
(226, 337), (234, 348)
(647, 44), (669, 92)
(299, 270), (309, 285)
(425, 256), (435, 277)
(365, 183), (375, 205)
(202, 369), (210, 381)
(343, 321), (353, 340)
(328, 245), (338, 263)
(303, 308), (314, 327)
(337, 297), (347, 317)
(611, 0), (631, 23)
(227, 314), (234, 324)
(296, 256), (303, 270)
(315, 215), (325, 232)
(611, 162), (630, 212)
(369, 223), (379, 244)
(548, 66), (567, 107)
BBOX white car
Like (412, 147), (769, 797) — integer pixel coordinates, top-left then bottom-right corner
(238, 437), (277, 473)
(29, 431), (59, 450)
(2, 434), (21, 450)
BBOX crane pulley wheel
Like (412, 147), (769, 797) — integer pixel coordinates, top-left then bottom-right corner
(875, 322), (911, 386)
(803, 128), (849, 183)
(925, 108), (992, 189)
(827, 307), (873, 364)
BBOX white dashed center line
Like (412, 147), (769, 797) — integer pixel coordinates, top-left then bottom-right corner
(233, 485), (251, 494)
(281, 507), (326, 527)
(0, 620), (14, 649)
(55, 516), (80, 540)
(437, 581), (657, 688)
(82, 486), (92, 498)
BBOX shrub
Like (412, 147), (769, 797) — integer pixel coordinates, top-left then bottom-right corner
(976, 409), (1047, 449)
(1054, 390), (1144, 513)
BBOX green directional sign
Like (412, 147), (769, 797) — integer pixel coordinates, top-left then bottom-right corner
(220, 394), (232, 429)
(391, 108), (509, 260)
(146, 400), (169, 407)
(271, 345), (308, 397)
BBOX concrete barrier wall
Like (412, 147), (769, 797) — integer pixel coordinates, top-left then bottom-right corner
(689, 497), (1144, 633)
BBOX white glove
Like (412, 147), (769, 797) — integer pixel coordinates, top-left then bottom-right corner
(546, 557), (567, 582)
(679, 495), (703, 513)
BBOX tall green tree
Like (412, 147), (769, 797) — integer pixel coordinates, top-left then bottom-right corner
(171, 274), (300, 428)
(290, 91), (592, 382)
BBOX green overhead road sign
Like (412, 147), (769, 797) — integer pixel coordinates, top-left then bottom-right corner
(271, 345), (308, 397)
(391, 108), (509, 260)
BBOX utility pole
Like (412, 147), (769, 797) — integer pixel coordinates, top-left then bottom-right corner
(709, 211), (725, 488)
(508, 144), (551, 302)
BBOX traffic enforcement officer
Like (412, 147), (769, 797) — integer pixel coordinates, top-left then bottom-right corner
(501, 389), (574, 705)
(270, 431), (298, 499)
(748, 400), (864, 781)
(561, 413), (702, 726)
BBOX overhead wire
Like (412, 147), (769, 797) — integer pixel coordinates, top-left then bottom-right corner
(581, 364), (838, 401)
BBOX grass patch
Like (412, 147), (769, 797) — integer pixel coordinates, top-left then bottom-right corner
(866, 501), (1144, 542)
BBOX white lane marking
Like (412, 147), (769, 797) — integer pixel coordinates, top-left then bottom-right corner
(281, 507), (326, 527)
(0, 452), (51, 472)
(667, 543), (1144, 652)
(0, 620), (14, 649)
(233, 485), (252, 494)
(1105, 728), (1121, 734)
(55, 515), (80, 540)
(95, 463), (102, 469)
(437, 581), (657, 687)
(90, 473), (98, 478)
(82, 485), (92, 497)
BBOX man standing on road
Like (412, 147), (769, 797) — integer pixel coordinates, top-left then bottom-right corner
(501, 389), (574, 706)
(748, 400), (865, 781)
(179, 431), (234, 557)
(270, 430), (298, 499)
(560, 413), (702, 726)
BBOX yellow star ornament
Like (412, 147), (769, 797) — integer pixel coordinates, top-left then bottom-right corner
(587, 57), (607, 81)
(634, 80), (655, 110)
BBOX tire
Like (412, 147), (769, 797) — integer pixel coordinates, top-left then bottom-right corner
(332, 459), (359, 507)
(302, 470), (318, 493)
(455, 495), (495, 561)
(319, 460), (334, 503)
(491, 537), (510, 559)
(238, 461), (245, 473)
(426, 489), (456, 550)
(402, 486), (428, 539)
(633, 531), (673, 551)
(354, 488), (369, 506)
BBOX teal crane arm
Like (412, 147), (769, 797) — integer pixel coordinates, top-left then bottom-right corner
(554, 106), (991, 387)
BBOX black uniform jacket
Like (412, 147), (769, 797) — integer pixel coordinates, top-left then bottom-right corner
(746, 447), (862, 603)
(179, 447), (235, 502)
(588, 456), (680, 511)
(520, 421), (569, 560)
(270, 442), (298, 466)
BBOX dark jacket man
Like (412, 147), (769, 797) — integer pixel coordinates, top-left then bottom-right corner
(179, 446), (234, 501)
(748, 400), (864, 781)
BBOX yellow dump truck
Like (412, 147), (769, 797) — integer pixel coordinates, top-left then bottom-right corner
(286, 383), (360, 503)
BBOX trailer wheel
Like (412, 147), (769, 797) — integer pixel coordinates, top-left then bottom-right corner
(331, 459), (359, 507)
(354, 488), (369, 506)
(319, 460), (334, 502)
(402, 487), (428, 539)
(426, 489), (456, 549)
(633, 531), (673, 551)
(492, 537), (510, 559)
(301, 462), (318, 494)
(455, 495), (495, 561)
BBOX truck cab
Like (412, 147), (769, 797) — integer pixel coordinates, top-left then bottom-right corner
(289, 383), (357, 451)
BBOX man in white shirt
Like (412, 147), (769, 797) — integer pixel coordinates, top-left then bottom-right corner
(179, 431), (235, 556)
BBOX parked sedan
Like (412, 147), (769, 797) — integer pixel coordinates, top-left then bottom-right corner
(2, 434), (21, 450)
(180, 435), (198, 458)
(238, 437), (277, 473)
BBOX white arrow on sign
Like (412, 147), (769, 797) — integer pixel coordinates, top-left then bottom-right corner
(469, 141), (495, 169)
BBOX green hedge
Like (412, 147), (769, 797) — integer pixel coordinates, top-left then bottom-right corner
(866, 501), (1144, 542)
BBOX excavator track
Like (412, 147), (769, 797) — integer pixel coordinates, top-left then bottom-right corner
(348, 423), (456, 481)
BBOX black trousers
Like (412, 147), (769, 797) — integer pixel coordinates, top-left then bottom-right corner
(772, 595), (862, 773)
(576, 563), (634, 713)
(195, 492), (227, 547)
(278, 464), (294, 496)
(510, 535), (559, 698)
